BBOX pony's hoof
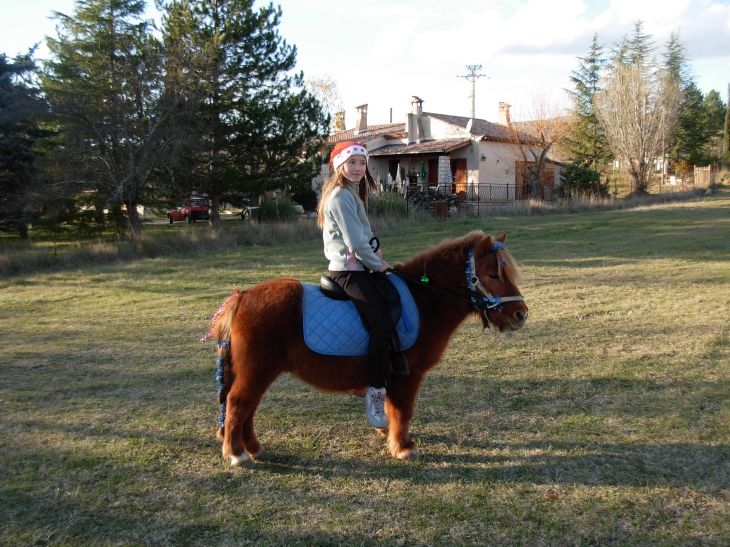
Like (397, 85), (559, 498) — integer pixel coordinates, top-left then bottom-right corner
(249, 446), (269, 461)
(230, 452), (253, 467)
(394, 446), (420, 461)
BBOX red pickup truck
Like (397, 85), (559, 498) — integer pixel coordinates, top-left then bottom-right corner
(167, 198), (210, 223)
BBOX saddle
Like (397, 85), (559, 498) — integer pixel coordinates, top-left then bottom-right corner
(319, 273), (403, 326)
(320, 273), (409, 377)
(301, 273), (419, 377)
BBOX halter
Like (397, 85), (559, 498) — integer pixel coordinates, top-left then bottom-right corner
(465, 243), (525, 315)
(391, 243), (525, 318)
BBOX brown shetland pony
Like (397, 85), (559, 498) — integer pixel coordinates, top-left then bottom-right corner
(209, 231), (528, 466)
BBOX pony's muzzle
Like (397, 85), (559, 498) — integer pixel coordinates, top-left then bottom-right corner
(508, 310), (528, 330)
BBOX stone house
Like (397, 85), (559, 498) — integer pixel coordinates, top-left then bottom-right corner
(318, 97), (564, 201)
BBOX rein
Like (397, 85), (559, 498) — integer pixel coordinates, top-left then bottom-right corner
(389, 243), (525, 317)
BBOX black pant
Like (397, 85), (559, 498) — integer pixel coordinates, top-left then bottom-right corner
(330, 270), (394, 389)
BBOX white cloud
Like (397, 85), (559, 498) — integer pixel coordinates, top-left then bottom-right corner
(2, 0), (725, 129)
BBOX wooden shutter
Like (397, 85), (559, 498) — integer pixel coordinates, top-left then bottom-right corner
(543, 167), (555, 187)
(428, 159), (439, 187)
(451, 158), (467, 193)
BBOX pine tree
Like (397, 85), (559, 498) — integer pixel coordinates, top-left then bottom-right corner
(702, 90), (726, 162)
(160, 0), (329, 227)
(627, 20), (655, 72)
(663, 31), (691, 91)
(44, 0), (192, 238)
(610, 20), (655, 72)
(704, 90), (727, 135)
(669, 82), (711, 167)
(0, 50), (52, 238)
(566, 33), (611, 170)
(724, 84), (730, 160)
(663, 32), (719, 169)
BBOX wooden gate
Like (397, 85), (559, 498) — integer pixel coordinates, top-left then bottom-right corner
(694, 165), (711, 188)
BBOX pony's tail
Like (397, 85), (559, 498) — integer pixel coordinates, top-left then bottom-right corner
(204, 289), (242, 441)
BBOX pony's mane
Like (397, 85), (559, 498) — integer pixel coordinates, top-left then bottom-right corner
(397, 230), (522, 286)
(493, 246), (522, 285)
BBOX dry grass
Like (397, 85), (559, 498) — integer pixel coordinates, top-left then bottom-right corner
(0, 189), (728, 546)
(1, 190), (702, 279)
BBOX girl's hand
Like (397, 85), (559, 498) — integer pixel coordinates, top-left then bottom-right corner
(378, 259), (391, 272)
(375, 249), (383, 259)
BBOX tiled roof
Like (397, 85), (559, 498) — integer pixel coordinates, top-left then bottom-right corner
(369, 138), (472, 157)
(328, 123), (405, 144)
(424, 112), (538, 144)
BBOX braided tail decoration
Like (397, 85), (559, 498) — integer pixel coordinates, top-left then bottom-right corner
(215, 339), (231, 440)
(202, 288), (241, 441)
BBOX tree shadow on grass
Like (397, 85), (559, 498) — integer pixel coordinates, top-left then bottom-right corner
(3, 417), (728, 546)
(247, 439), (730, 492)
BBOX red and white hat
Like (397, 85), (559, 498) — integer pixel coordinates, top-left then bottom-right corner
(330, 141), (369, 171)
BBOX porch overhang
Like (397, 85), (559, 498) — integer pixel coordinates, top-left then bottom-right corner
(368, 138), (472, 157)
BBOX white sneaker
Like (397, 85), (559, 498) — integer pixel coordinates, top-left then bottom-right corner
(365, 387), (388, 429)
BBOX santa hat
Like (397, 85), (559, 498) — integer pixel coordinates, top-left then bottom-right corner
(330, 141), (369, 171)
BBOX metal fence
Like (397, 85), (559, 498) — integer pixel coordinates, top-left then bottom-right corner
(459, 183), (559, 203)
(406, 182), (559, 203)
(659, 180), (696, 193)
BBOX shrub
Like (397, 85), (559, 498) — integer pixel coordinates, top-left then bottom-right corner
(253, 197), (300, 222)
(559, 162), (611, 197)
(288, 186), (318, 212)
(369, 192), (409, 218)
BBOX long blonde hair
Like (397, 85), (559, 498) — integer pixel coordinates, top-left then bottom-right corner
(317, 164), (377, 228)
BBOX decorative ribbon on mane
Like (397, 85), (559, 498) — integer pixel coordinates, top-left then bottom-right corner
(391, 242), (524, 318)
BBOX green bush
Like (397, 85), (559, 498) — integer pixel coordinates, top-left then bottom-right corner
(253, 197), (300, 222)
(368, 192), (409, 218)
(288, 186), (318, 212)
(559, 162), (611, 197)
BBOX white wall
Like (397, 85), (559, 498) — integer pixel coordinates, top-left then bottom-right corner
(478, 141), (519, 186)
(426, 116), (471, 139)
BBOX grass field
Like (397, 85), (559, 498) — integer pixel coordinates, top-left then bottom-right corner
(1, 190), (729, 546)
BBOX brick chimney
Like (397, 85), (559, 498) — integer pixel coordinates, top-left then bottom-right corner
(498, 102), (511, 126)
(355, 104), (368, 134)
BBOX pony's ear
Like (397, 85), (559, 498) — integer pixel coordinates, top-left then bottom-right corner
(497, 233), (507, 244)
(476, 233), (493, 256)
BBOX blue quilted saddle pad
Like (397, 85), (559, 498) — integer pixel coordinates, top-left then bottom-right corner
(302, 273), (420, 356)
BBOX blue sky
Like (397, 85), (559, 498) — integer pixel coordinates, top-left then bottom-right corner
(2, 0), (728, 127)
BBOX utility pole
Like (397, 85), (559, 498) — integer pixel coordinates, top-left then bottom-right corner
(458, 65), (488, 119)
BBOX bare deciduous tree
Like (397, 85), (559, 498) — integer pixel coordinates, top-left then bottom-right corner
(505, 91), (574, 196)
(595, 62), (682, 194)
(306, 74), (343, 132)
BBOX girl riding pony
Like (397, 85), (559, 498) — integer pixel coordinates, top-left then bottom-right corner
(317, 141), (392, 429)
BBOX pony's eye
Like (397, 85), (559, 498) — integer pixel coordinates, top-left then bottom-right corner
(488, 273), (500, 280)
